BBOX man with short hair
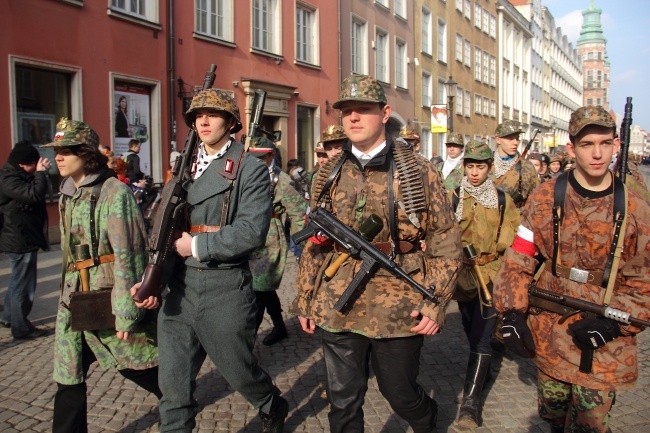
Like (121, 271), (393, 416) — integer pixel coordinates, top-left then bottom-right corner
(492, 106), (650, 432)
(490, 121), (539, 209)
(0, 141), (50, 339)
(292, 74), (461, 433)
(436, 133), (465, 191)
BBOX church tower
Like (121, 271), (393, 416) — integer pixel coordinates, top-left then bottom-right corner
(576, 1), (610, 109)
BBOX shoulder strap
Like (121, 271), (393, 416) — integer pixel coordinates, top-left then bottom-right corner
(495, 187), (506, 243)
(551, 172), (569, 277)
(452, 186), (461, 212)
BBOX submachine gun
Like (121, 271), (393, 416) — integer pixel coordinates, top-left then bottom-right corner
(242, 89), (282, 144)
(133, 64), (217, 302)
(292, 208), (438, 312)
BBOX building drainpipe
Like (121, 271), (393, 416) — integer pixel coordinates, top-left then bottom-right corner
(168, 0), (176, 148)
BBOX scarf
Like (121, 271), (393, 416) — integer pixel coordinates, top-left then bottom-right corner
(442, 154), (463, 178)
(492, 152), (519, 179)
(455, 176), (498, 222)
(192, 139), (232, 180)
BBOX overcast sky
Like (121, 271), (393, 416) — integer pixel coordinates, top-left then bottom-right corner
(542, 0), (649, 130)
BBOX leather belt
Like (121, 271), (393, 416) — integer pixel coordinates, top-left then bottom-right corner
(67, 254), (115, 272)
(463, 253), (497, 266)
(553, 265), (620, 289)
(372, 241), (417, 255)
(190, 225), (221, 234)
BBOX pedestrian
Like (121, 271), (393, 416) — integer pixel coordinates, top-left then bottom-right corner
(290, 74), (462, 433)
(132, 88), (288, 433)
(41, 118), (161, 433)
(448, 141), (521, 428)
(547, 155), (563, 179)
(0, 140), (50, 339)
(527, 153), (546, 183)
(122, 138), (146, 185)
(492, 106), (650, 432)
(436, 133), (465, 191)
(248, 136), (307, 345)
(490, 120), (539, 209)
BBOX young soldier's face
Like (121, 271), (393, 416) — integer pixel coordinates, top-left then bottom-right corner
(194, 109), (231, 146)
(530, 159), (541, 173)
(549, 161), (562, 173)
(324, 141), (344, 159)
(496, 134), (520, 157)
(567, 126), (619, 184)
(540, 161), (548, 175)
(446, 144), (463, 159)
(340, 101), (391, 152)
(316, 153), (329, 167)
(464, 161), (492, 187)
(55, 147), (86, 182)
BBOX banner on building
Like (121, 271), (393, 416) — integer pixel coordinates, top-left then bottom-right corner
(544, 132), (556, 148)
(113, 82), (151, 176)
(430, 105), (448, 133)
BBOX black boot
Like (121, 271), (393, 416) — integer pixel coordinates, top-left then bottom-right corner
(550, 425), (564, 433)
(260, 395), (289, 433)
(456, 352), (492, 429)
(263, 321), (288, 346)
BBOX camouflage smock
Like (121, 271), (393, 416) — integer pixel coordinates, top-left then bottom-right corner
(290, 140), (462, 338)
(54, 171), (158, 385)
(435, 160), (463, 192)
(449, 188), (520, 302)
(249, 169), (306, 291)
(493, 172), (650, 390)
(490, 155), (539, 209)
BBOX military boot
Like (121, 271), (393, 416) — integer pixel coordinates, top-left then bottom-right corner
(263, 320), (288, 346)
(456, 352), (492, 429)
(259, 395), (289, 433)
(549, 425), (565, 433)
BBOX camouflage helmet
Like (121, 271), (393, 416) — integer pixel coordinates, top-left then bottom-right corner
(247, 136), (276, 158)
(445, 133), (465, 147)
(332, 74), (387, 109)
(495, 120), (524, 137)
(399, 127), (420, 141)
(463, 140), (493, 161)
(569, 105), (615, 137)
(321, 125), (347, 143)
(184, 89), (242, 133)
(314, 143), (327, 154)
(41, 118), (100, 148)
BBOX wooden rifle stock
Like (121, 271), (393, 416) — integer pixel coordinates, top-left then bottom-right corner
(133, 64), (217, 302)
(520, 129), (540, 160)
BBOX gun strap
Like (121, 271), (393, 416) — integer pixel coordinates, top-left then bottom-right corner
(551, 172), (568, 277)
(517, 159), (523, 198)
(495, 187), (506, 243)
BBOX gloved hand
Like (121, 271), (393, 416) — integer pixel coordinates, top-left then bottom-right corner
(568, 317), (621, 351)
(501, 310), (536, 358)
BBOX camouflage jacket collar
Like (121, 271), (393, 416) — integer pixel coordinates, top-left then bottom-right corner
(343, 137), (393, 170)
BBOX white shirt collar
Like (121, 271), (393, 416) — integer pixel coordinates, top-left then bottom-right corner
(351, 141), (387, 167)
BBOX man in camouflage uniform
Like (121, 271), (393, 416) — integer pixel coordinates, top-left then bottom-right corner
(134, 89), (288, 433)
(291, 74), (461, 433)
(492, 106), (650, 432)
(436, 133), (465, 191)
(42, 119), (161, 433)
(248, 136), (307, 345)
(490, 120), (539, 210)
(448, 141), (521, 428)
(321, 124), (347, 159)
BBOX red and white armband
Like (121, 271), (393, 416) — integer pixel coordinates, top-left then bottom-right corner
(510, 225), (536, 257)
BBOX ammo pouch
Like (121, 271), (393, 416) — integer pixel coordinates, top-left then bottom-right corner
(69, 289), (115, 331)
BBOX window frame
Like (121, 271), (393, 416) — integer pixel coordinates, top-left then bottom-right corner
(195, 0), (233, 42)
(421, 7), (432, 56)
(395, 38), (407, 89)
(375, 28), (389, 83)
(252, 0), (281, 55)
(296, 3), (319, 65)
(437, 18), (447, 63)
(351, 16), (368, 75)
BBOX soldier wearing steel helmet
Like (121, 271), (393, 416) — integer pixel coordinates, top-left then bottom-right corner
(291, 74), (461, 432)
(133, 89), (289, 432)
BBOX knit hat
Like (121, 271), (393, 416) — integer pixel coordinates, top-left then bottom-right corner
(8, 140), (40, 165)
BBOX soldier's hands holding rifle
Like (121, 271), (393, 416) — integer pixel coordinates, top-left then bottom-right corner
(130, 283), (160, 309)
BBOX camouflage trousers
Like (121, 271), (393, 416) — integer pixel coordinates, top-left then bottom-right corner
(537, 370), (615, 433)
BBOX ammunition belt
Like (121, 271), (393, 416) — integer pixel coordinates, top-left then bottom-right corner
(392, 140), (426, 215)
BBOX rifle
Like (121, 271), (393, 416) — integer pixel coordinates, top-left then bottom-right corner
(528, 284), (650, 373)
(520, 129), (540, 160)
(133, 64), (217, 302)
(241, 89), (282, 144)
(618, 97), (633, 183)
(292, 208), (438, 312)
(462, 244), (492, 306)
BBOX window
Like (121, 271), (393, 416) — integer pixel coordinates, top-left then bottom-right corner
(483, 11), (490, 34)
(296, 105), (317, 168)
(421, 8), (432, 55)
(375, 30), (388, 82)
(474, 47), (482, 81)
(456, 87), (463, 114)
(490, 99), (496, 117)
(111, 0), (158, 22)
(195, 0), (233, 41)
(586, 98), (593, 105)
(376, 0), (388, 7)
(490, 55), (496, 86)
(296, 4), (318, 64)
(395, 0), (406, 18)
(474, 4), (481, 29)
(483, 97), (489, 116)
(437, 18), (447, 63)
(464, 0), (471, 19)
(253, 0), (279, 54)
(455, 0), (462, 12)
(455, 34), (463, 62)
(483, 52), (489, 83)
(464, 90), (471, 117)
(489, 15), (496, 38)
(352, 18), (367, 74)
(422, 71), (432, 107)
(464, 39), (471, 67)
(395, 39), (407, 88)
(420, 127), (431, 157)
(475, 94), (481, 114)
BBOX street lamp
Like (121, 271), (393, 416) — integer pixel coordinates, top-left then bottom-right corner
(444, 76), (457, 133)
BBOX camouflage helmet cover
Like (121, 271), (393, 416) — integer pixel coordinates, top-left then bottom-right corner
(569, 105), (615, 137)
(399, 127), (420, 141)
(332, 75), (387, 109)
(41, 118), (100, 148)
(184, 88), (242, 133)
(445, 133), (465, 147)
(321, 125), (347, 143)
(463, 140), (493, 161)
(495, 120), (524, 137)
(314, 143), (327, 154)
(247, 136), (276, 158)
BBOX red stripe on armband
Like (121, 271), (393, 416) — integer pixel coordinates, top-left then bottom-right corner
(511, 235), (536, 257)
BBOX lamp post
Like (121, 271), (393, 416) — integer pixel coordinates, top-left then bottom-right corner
(444, 76), (457, 133)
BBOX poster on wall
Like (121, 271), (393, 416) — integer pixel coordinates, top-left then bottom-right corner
(430, 105), (448, 134)
(113, 81), (151, 176)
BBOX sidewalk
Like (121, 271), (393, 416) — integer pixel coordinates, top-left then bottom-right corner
(1, 248), (649, 432)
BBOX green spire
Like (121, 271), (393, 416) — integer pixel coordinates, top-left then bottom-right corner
(577, 1), (607, 45)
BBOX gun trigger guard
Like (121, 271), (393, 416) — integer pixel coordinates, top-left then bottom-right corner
(558, 309), (580, 325)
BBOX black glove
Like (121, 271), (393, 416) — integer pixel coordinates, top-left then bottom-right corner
(568, 317), (621, 351)
(501, 310), (536, 358)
